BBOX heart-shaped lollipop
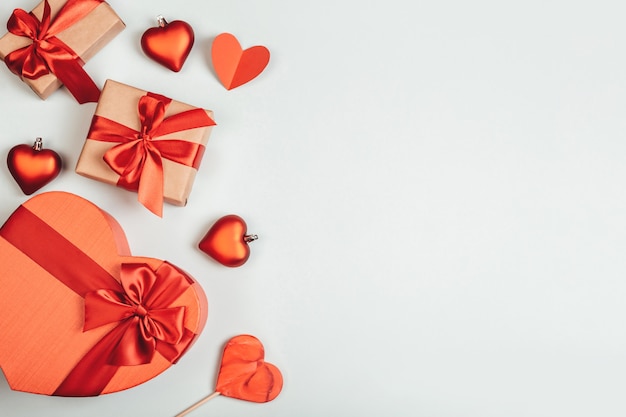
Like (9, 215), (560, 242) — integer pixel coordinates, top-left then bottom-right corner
(7, 138), (62, 195)
(176, 335), (283, 416)
(211, 33), (270, 90)
(198, 215), (257, 267)
(141, 16), (195, 72)
(215, 334), (283, 402)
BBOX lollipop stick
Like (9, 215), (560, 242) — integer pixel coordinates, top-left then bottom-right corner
(175, 391), (221, 417)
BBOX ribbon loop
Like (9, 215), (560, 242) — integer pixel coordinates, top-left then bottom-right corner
(7, 8), (41, 41)
(4, 0), (104, 103)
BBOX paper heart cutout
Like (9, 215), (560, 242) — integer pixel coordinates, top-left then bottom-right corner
(141, 17), (195, 72)
(211, 33), (270, 90)
(198, 215), (257, 267)
(216, 335), (283, 402)
(7, 138), (62, 195)
(0, 192), (208, 396)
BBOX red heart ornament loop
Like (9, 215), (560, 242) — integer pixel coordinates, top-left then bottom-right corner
(211, 33), (270, 90)
(141, 16), (195, 72)
(7, 138), (62, 195)
(216, 335), (283, 402)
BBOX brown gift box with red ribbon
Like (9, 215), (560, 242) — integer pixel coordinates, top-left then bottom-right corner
(0, 191), (208, 396)
(75, 79), (216, 217)
(0, 0), (124, 103)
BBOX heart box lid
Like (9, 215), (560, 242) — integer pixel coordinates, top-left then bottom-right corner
(0, 191), (208, 396)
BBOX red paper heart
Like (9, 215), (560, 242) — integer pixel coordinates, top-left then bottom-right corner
(7, 138), (62, 195)
(141, 17), (194, 72)
(211, 33), (270, 90)
(215, 335), (283, 403)
(198, 215), (257, 267)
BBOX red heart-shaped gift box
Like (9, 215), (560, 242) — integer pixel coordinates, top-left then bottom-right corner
(0, 191), (207, 396)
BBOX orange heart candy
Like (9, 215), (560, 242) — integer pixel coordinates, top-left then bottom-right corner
(141, 16), (195, 72)
(216, 335), (283, 402)
(0, 192), (208, 396)
(211, 33), (270, 90)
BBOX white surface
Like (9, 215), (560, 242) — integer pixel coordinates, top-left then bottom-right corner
(1, 0), (625, 416)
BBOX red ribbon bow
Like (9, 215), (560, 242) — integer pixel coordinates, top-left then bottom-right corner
(4, 0), (103, 103)
(83, 263), (191, 366)
(87, 93), (216, 216)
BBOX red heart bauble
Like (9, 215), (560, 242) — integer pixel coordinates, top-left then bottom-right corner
(7, 138), (62, 195)
(141, 16), (194, 72)
(215, 335), (283, 403)
(198, 215), (257, 267)
(211, 33), (270, 90)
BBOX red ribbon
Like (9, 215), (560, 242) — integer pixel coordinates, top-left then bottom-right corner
(0, 205), (199, 396)
(4, 0), (103, 103)
(87, 93), (216, 216)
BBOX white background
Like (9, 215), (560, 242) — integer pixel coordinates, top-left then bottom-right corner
(1, 0), (626, 416)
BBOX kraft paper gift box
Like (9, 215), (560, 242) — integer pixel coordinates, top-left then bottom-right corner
(0, 0), (125, 103)
(76, 79), (216, 217)
(0, 191), (208, 396)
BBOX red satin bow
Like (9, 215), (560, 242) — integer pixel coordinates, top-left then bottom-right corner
(4, 0), (102, 103)
(83, 263), (190, 366)
(88, 93), (215, 216)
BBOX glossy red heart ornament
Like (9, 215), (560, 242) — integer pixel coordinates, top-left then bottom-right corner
(141, 16), (194, 72)
(7, 138), (62, 195)
(215, 335), (283, 402)
(211, 33), (270, 90)
(198, 215), (257, 267)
